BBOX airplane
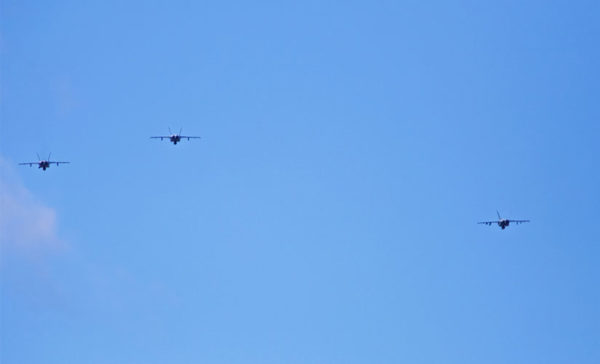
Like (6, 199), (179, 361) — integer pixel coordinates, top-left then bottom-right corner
(19, 153), (70, 171)
(150, 128), (201, 145)
(478, 211), (529, 230)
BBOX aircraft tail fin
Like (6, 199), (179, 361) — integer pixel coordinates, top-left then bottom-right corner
(497, 210), (502, 219)
(36, 153), (41, 161)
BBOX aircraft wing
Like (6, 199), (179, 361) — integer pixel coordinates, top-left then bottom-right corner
(180, 136), (201, 140)
(50, 161), (70, 165)
(478, 221), (498, 226)
(508, 220), (530, 224)
(19, 162), (37, 166)
(150, 136), (170, 140)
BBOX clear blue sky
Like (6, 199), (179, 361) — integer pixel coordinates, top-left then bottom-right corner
(1, 1), (599, 363)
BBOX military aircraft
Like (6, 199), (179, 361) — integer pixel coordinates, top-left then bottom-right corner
(478, 211), (529, 230)
(151, 128), (201, 145)
(19, 153), (70, 171)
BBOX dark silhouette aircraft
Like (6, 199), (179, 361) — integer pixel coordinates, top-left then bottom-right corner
(151, 128), (201, 145)
(19, 153), (70, 171)
(478, 211), (529, 230)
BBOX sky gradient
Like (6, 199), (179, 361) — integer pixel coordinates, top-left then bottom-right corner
(1, 1), (599, 363)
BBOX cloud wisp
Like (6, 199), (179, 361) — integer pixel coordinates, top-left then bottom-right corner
(0, 157), (65, 256)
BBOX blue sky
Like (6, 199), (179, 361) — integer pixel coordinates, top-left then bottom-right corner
(1, 1), (599, 363)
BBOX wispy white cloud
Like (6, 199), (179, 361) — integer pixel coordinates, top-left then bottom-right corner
(0, 158), (178, 320)
(0, 157), (65, 255)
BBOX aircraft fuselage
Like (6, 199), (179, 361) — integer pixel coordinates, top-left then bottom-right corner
(498, 219), (509, 229)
